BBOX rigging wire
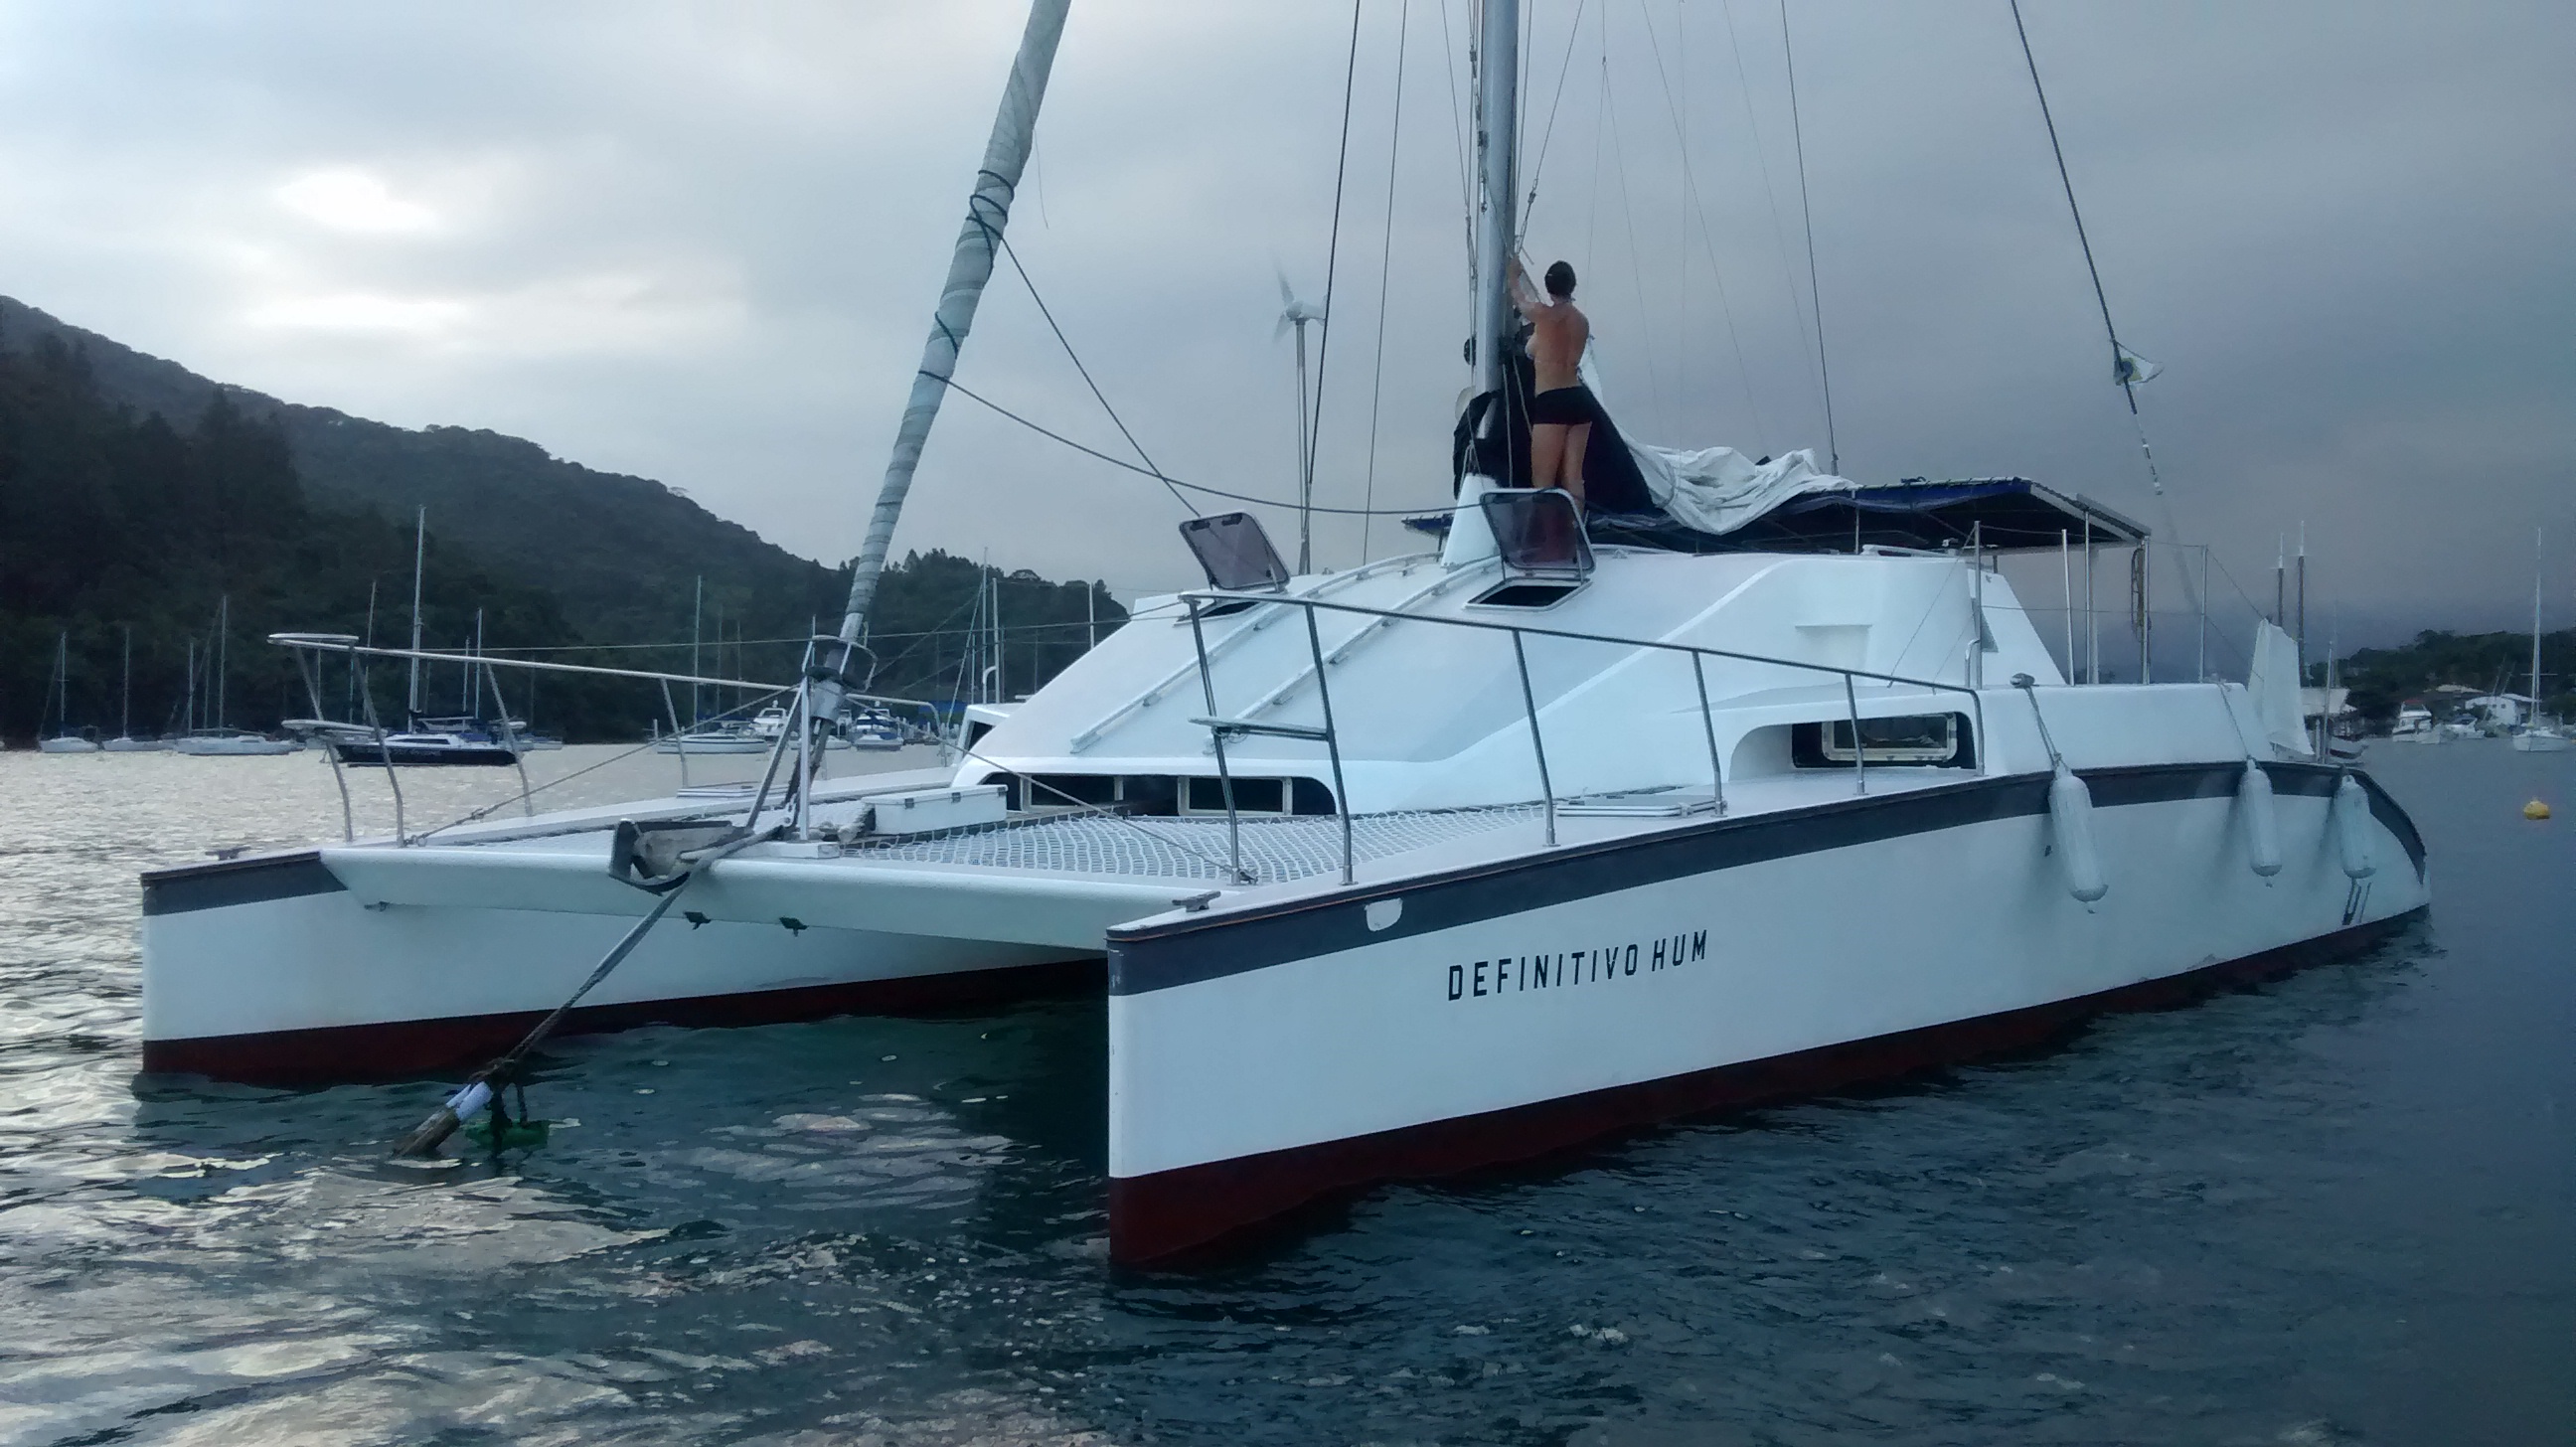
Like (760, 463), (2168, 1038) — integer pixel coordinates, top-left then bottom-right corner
(2005, 0), (2160, 494)
(1632, 0), (1770, 444)
(1714, 0), (1824, 411)
(926, 370), (1441, 517)
(1779, 0), (1838, 472)
(994, 235), (1193, 515)
(1520, 0), (1593, 225)
(1584, 10), (1606, 275)
(2007, 0), (2203, 653)
(1304, 0), (1370, 562)
(1360, 0), (1414, 564)
(1434, 0), (1475, 288)
(1600, 76), (1672, 426)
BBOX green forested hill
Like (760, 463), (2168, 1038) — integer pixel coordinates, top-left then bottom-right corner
(0, 296), (1120, 742)
(2335, 629), (2574, 724)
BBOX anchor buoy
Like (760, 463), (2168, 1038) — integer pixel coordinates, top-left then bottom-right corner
(2333, 774), (2377, 880)
(2237, 761), (2283, 878)
(2049, 764), (2109, 902)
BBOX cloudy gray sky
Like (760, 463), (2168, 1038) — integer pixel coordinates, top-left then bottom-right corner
(2, 2), (2569, 647)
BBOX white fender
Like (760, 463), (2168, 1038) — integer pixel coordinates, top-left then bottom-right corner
(2333, 774), (2377, 880)
(2237, 761), (2283, 878)
(2049, 764), (2108, 902)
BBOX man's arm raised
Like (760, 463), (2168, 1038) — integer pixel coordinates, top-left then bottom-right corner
(1505, 256), (1547, 320)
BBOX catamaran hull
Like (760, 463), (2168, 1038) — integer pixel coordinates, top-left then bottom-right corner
(139, 853), (1094, 1082)
(1103, 763), (2428, 1263)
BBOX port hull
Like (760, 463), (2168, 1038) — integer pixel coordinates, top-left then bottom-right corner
(139, 850), (1095, 1083)
(1104, 763), (2429, 1263)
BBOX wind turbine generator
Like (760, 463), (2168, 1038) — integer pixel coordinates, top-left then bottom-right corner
(1276, 269), (1326, 574)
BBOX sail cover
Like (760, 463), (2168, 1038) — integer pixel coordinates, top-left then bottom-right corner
(1578, 351), (1858, 535)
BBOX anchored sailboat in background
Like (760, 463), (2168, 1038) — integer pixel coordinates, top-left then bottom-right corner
(38, 631), (99, 753)
(102, 625), (169, 751)
(142, 0), (2427, 1263)
(2511, 529), (2567, 753)
(171, 596), (298, 755)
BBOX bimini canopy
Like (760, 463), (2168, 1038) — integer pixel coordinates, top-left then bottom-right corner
(1439, 342), (2148, 556)
(1590, 473), (2149, 556)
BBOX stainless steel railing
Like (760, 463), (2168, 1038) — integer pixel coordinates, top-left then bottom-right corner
(1179, 588), (1992, 887)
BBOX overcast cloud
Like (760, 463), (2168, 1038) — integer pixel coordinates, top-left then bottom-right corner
(1, 2), (2569, 647)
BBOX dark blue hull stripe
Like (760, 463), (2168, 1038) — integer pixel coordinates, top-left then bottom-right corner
(1106, 762), (2424, 997)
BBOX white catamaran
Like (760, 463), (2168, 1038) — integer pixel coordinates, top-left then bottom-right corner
(141, 0), (2427, 1263)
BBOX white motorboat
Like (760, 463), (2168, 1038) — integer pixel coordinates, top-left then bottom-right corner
(171, 729), (299, 756)
(140, 0), (2428, 1264)
(653, 721), (774, 755)
(843, 707), (906, 750)
(656, 707), (853, 754)
(39, 632), (100, 753)
(2391, 705), (2443, 742)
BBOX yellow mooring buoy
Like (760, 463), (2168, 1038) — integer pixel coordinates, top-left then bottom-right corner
(2525, 799), (2553, 821)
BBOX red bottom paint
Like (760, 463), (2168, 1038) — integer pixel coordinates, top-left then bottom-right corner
(141, 958), (1101, 1084)
(1106, 910), (2423, 1265)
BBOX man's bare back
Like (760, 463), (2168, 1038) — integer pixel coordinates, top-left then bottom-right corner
(1508, 257), (1593, 498)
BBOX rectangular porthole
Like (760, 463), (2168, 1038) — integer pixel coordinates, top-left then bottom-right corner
(1790, 714), (1974, 768)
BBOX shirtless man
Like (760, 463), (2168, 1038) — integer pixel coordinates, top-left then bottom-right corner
(1508, 256), (1592, 501)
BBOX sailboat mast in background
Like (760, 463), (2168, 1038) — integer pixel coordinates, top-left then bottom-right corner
(406, 508), (426, 723)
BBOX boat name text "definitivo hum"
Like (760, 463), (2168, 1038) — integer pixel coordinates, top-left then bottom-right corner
(1448, 930), (1710, 1002)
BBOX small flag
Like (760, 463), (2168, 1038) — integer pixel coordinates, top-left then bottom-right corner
(2114, 345), (2162, 388)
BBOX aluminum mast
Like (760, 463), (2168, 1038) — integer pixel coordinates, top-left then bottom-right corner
(829, 0), (1071, 673)
(1472, 0), (1521, 402)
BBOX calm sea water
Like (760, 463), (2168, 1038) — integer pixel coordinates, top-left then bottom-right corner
(0, 742), (2567, 1446)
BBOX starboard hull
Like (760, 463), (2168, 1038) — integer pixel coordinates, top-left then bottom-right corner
(1103, 763), (2429, 1263)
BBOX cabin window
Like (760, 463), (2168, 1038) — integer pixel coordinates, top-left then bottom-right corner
(1186, 775), (1286, 814)
(977, 772), (1333, 815)
(965, 721), (994, 748)
(1790, 713), (1974, 769)
(1028, 773), (1119, 807)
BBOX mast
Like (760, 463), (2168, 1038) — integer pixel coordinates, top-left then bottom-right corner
(691, 575), (704, 727)
(53, 632), (69, 735)
(1471, 0), (1521, 403)
(120, 625), (131, 738)
(2534, 528), (2546, 716)
(215, 594), (229, 729)
(356, 578), (377, 718)
(406, 508), (426, 721)
(832, 0), (1071, 660)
